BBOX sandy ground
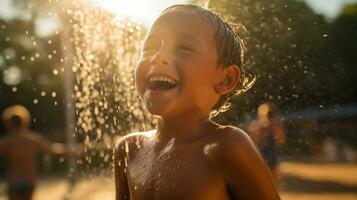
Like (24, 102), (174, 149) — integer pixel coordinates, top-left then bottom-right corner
(0, 161), (356, 200)
(279, 162), (357, 200)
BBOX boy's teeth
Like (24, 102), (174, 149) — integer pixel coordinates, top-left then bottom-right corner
(149, 75), (177, 84)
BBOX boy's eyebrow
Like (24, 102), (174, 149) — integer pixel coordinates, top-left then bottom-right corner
(145, 32), (204, 48)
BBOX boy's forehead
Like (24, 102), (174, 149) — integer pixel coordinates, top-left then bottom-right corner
(148, 8), (215, 40)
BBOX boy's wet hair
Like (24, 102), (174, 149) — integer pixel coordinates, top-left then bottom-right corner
(2, 105), (31, 130)
(163, 4), (255, 117)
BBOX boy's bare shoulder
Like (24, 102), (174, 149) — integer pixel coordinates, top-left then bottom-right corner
(209, 125), (253, 148)
(114, 131), (154, 155)
(205, 125), (258, 164)
(206, 125), (280, 199)
(115, 131), (154, 146)
(23, 131), (48, 144)
(26, 131), (44, 139)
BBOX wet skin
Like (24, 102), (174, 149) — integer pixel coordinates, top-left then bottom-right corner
(114, 123), (280, 200)
(135, 8), (223, 119)
(0, 129), (70, 200)
(0, 131), (55, 200)
(114, 7), (280, 200)
(0, 131), (54, 184)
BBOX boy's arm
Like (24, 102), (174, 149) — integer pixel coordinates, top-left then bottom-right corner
(32, 133), (67, 156)
(216, 128), (280, 200)
(113, 138), (130, 200)
(274, 123), (286, 146)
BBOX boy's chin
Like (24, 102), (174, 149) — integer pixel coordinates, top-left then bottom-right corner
(146, 106), (168, 118)
(145, 104), (176, 119)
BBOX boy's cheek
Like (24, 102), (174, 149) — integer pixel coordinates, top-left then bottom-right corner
(134, 73), (144, 96)
(134, 63), (148, 97)
(138, 51), (146, 61)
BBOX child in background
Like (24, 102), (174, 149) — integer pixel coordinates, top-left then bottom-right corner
(248, 103), (286, 186)
(0, 105), (69, 200)
(114, 4), (280, 200)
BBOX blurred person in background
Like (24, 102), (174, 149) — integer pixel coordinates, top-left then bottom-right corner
(0, 105), (70, 200)
(248, 102), (286, 186)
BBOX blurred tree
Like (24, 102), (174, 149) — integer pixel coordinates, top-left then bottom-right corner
(202, 0), (357, 155)
(329, 3), (357, 105)
(326, 3), (357, 147)
(205, 0), (355, 123)
(0, 0), (65, 137)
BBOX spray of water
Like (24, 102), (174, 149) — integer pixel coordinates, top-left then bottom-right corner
(65, 3), (154, 176)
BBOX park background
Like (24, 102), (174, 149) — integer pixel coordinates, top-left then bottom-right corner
(0, 0), (356, 199)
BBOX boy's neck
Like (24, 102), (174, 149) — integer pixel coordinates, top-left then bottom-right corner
(156, 112), (212, 142)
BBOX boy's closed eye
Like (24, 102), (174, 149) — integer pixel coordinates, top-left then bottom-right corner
(142, 43), (196, 56)
(176, 43), (195, 52)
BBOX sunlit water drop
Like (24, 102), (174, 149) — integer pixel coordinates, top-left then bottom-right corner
(66, 3), (155, 178)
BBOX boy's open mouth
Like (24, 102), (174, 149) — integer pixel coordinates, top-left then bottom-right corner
(147, 74), (180, 91)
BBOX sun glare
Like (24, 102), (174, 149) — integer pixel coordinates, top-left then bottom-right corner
(92, 0), (188, 26)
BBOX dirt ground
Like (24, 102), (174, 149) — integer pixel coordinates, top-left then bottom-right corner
(279, 162), (357, 200)
(0, 161), (356, 200)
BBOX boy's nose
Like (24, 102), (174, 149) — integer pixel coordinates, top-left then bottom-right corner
(150, 45), (170, 66)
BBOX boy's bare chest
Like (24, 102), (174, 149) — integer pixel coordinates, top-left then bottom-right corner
(126, 142), (229, 200)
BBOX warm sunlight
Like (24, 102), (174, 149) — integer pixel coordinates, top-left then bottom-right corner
(93, 0), (188, 26)
(1, 0), (356, 199)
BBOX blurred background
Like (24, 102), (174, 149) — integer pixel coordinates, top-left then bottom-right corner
(0, 0), (356, 199)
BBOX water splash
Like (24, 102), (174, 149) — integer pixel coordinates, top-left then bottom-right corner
(64, 3), (155, 176)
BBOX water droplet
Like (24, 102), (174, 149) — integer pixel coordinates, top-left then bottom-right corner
(125, 141), (129, 153)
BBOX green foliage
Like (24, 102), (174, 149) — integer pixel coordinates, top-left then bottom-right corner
(209, 0), (356, 125)
(329, 4), (357, 105)
(0, 1), (65, 136)
(205, 0), (357, 154)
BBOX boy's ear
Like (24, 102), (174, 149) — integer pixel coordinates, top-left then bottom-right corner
(214, 65), (240, 95)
